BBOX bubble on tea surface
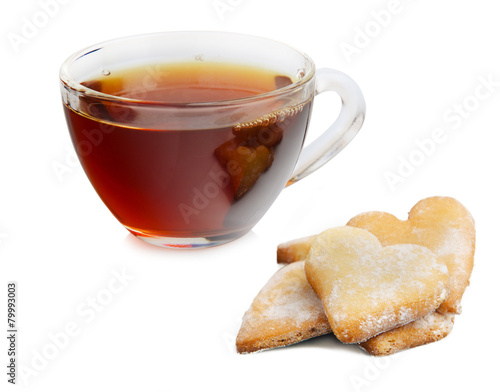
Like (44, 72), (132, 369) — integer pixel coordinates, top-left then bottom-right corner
(101, 69), (111, 76)
(195, 54), (205, 61)
(296, 68), (306, 79)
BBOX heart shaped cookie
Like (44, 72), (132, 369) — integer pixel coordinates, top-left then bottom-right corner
(305, 226), (449, 343)
(347, 196), (475, 314)
(236, 261), (331, 353)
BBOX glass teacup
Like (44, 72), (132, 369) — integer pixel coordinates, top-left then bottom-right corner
(59, 32), (365, 248)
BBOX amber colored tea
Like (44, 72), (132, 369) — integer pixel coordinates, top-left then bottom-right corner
(64, 62), (312, 243)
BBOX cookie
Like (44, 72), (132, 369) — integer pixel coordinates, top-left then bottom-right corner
(236, 261), (331, 354)
(304, 226), (449, 343)
(359, 312), (455, 356)
(277, 235), (316, 264)
(347, 196), (475, 314)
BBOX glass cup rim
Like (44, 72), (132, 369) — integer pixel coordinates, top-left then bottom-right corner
(59, 31), (316, 108)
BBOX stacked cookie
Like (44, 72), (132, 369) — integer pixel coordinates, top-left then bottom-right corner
(236, 197), (475, 355)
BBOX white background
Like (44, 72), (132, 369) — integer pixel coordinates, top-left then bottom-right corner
(1, 0), (499, 391)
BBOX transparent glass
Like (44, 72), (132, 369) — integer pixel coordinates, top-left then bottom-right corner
(59, 32), (365, 248)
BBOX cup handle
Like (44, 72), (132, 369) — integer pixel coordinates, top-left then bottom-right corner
(286, 68), (366, 186)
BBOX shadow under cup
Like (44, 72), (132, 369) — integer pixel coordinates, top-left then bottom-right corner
(60, 32), (363, 249)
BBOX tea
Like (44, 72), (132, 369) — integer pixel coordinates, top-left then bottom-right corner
(64, 62), (312, 243)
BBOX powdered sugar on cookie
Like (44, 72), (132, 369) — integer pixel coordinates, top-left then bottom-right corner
(255, 262), (326, 326)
